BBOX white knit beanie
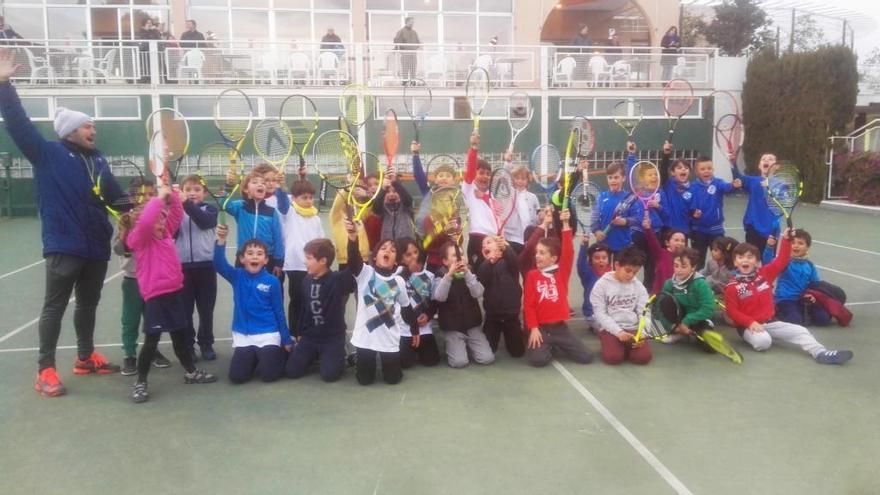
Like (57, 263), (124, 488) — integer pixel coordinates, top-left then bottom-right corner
(53, 107), (92, 139)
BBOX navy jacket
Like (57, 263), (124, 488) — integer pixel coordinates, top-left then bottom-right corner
(0, 82), (126, 260)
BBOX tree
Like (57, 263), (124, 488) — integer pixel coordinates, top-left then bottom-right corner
(680, 10), (707, 47)
(791, 13), (827, 52)
(703, 0), (774, 56)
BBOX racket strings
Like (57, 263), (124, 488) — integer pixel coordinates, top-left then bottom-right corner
(767, 172), (800, 210)
(341, 85), (375, 126)
(663, 80), (695, 117)
(215, 91), (253, 142)
(253, 120), (292, 165)
(313, 131), (356, 188)
(531, 145), (562, 190)
(508, 93), (532, 131)
(630, 161), (661, 199)
(466, 69), (490, 114)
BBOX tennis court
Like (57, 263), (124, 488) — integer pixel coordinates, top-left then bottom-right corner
(0, 197), (877, 495)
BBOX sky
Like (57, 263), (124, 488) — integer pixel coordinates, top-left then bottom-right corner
(764, 0), (880, 59)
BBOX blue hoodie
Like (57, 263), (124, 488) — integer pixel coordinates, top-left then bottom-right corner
(762, 246), (819, 303)
(226, 198), (284, 268)
(0, 82), (127, 260)
(740, 174), (780, 237)
(214, 244), (291, 346)
(657, 154), (691, 234)
(591, 189), (634, 252)
(684, 178), (735, 235)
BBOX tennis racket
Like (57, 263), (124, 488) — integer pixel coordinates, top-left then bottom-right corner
(765, 163), (802, 230)
(530, 144), (562, 203)
(715, 113), (745, 178)
(570, 180), (601, 236)
(382, 108), (400, 173)
(709, 90), (740, 117)
(253, 118), (293, 172)
(602, 193), (637, 236)
(465, 67), (490, 135)
(340, 83), (375, 133)
(571, 116), (596, 159)
(279, 94), (319, 177)
(506, 92), (533, 154)
(312, 129), (363, 219)
(613, 99), (643, 140)
(662, 79), (695, 145)
(421, 185), (463, 249)
(349, 151), (385, 222)
(489, 167), (517, 235)
(403, 78), (432, 144)
(104, 159), (149, 214)
(213, 89), (254, 222)
(145, 108), (189, 187)
(425, 154), (462, 191)
(629, 160), (661, 223)
(561, 125), (580, 211)
(196, 141), (236, 224)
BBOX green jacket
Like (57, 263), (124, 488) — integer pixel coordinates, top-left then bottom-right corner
(660, 275), (716, 327)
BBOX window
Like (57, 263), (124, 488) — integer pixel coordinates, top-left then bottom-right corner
(57, 97), (95, 116)
(479, 0), (512, 13)
(275, 11), (311, 42)
(404, 0), (438, 11)
(453, 97), (506, 119)
(562, 97), (702, 119)
(478, 15), (511, 45)
(47, 7), (88, 40)
(2, 7), (46, 39)
(366, 0), (514, 46)
(189, 9), (229, 40)
(230, 10), (269, 41)
(175, 96), (215, 118)
(443, 15), (476, 45)
(97, 97), (140, 119)
(20, 98), (51, 121)
(559, 98), (595, 118)
(443, 0), (475, 12)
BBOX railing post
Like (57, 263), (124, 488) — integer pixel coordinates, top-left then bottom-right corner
(149, 40), (160, 86)
(540, 45), (549, 152)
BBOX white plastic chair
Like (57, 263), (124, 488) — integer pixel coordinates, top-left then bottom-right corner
(552, 56), (576, 87)
(21, 47), (55, 84)
(588, 55), (613, 87)
(424, 53), (446, 86)
(610, 60), (631, 86)
(253, 52), (279, 84)
(287, 52), (311, 85)
(671, 56), (690, 79)
(316, 51), (340, 85)
(90, 49), (117, 82)
(177, 49), (205, 83)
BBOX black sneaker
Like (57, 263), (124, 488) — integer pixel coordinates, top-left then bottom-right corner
(345, 353), (357, 368)
(121, 357), (137, 376)
(152, 351), (171, 368)
(200, 345), (217, 361)
(130, 382), (149, 403)
(184, 369), (217, 384)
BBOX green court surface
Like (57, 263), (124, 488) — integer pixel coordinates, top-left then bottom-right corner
(0, 197), (878, 495)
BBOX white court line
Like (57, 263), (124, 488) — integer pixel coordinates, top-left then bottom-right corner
(0, 271), (124, 345)
(815, 265), (880, 286)
(551, 361), (694, 495)
(845, 301), (880, 307)
(812, 241), (880, 257)
(0, 337), (233, 354)
(0, 259), (44, 281)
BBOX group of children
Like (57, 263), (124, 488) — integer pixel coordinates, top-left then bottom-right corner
(113, 134), (853, 403)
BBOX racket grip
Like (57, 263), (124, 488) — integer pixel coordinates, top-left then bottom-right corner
(218, 211), (226, 226)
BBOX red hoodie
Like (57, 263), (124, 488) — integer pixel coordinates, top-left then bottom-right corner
(523, 229), (573, 330)
(723, 236), (791, 327)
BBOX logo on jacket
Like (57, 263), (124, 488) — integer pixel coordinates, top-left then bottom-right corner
(708, 185), (717, 194)
(257, 283), (270, 293)
(536, 279), (559, 303)
(682, 191), (692, 200)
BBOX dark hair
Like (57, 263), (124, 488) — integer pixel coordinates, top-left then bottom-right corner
(239, 238), (269, 258)
(792, 228), (812, 246)
(186, 19), (197, 27)
(253, 163), (276, 175)
(662, 229), (686, 247)
(606, 161), (625, 177)
(395, 237), (422, 264)
(405, 16), (415, 23)
(616, 246), (646, 267)
(674, 248), (700, 268)
(477, 159), (492, 173)
(128, 176), (155, 198)
(669, 159), (690, 173)
(180, 174), (202, 188)
(732, 242), (760, 259)
(538, 236), (562, 259)
(711, 236), (739, 269)
(587, 243), (611, 260)
(434, 163), (456, 178)
(695, 156), (713, 165)
(440, 240), (459, 260)
(303, 238), (335, 267)
(371, 239), (397, 266)
(290, 179), (316, 197)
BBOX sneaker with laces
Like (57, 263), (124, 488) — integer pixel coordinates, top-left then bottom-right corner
(130, 382), (149, 403)
(35, 367), (66, 397)
(121, 357), (137, 376)
(183, 369), (217, 384)
(73, 352), (121, 375)
(815, 349), (853, 365)
(152, 351), (171, 368)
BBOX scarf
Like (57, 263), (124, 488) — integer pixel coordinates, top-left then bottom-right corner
(540, 264), (559, 276)
(292, 201), (318, 217)
(734, 270), (757, 283)
(672, 272), (695, 292)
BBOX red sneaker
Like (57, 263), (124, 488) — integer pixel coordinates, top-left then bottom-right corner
(35, 368), (66, 397)
(73, 351), (121, 375)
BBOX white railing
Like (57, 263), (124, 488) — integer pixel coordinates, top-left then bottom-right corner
(826, 118), (880, 199)
(1, 40), (140, 84)
(2, 39), (717, 89)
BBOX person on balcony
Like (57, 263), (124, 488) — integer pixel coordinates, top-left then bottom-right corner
(136, 18), (161, 83)
(393, 17), (421, 81)
(320, 27), (345, 60)
(0, 16), (25, 46)
(661, 26), (681, 81)
(180, 19), (206, 50)
(570, 24), (593, 51)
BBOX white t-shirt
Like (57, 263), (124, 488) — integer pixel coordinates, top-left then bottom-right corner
(350, 265), (413, 353)
(394, 267), (435, 337)
(281, 200), (325, 272)
(504, 189), (540, 244)
(461, 181), (497, 236)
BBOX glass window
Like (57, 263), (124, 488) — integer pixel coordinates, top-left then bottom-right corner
(375, 97), (405, 119)
(133, 0), (170, 5)
(313, 13), (350, 44)
(47, 7), (88, 40)
(190, 9), (229, 40)
(21, 97), (51, 120)
(319, 0), (350, 8)
(443, 14), (476, 44)
(633, 98), (664, 117)
(230, 0), (268, 7)
(481, 97), (507, 118)
(559, 98), (594, 118)
(188, 0), (228, 6)
(90, 8), (122, 40)
(368, 13), (401, 44)
(366, 0), (401, 9)
(273, 0), (310, 7)
(595, 98), (619, 116)
(97, 97), (139, 118)
(478, 15), (511, 45)
(404, 0), (437, 11)
(443, 0), (474, 12)
(176, 96), (216, 118)
(313, 97), (339, 118)
(479, 0), (512, 13)
(275, 11), (311, 43)
(2, 7), (46, 39)
(57, 97), (95, 116)
(410, 14), (438, 44)
(230, 10), (269, 41)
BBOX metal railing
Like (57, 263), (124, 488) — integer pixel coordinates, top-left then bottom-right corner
(826, 118), (880, 199)
(3, 39), (717, 89)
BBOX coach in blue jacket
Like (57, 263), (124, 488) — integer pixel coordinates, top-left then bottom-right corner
(0, 49), (129, 397)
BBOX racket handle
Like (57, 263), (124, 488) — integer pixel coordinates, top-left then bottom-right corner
(218, 211), (226, 226)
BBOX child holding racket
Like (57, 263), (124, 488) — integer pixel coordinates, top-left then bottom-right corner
(524, 210), (593, 367)
(462, 133), (497, 266)
(503, 164), (540, 252)
(590, 246), (652, 365)
(685, 156), (742, 269)
(126, 184), (216, 403)
(591, 162), (634, 257)
(476, 236), (525, 358)
(214, 225), (290, 384)
(276, 179), (325, 338)
(723, 232), (853, 365)
(329, 187), (371, 271)
(175, 175), (220, 363)
(372, 172), (417, 241)
(395, 238), (441, 368)
(225, 171), (285, 277)
(434, 242), (495, 368)
(576, 242), (612, 332)
(285, 236), (359, 382)
(349, 236), (420, 385)
(737, 152), (782, 253)
(658, 142), (693, 239)
(656, 248), (718, 349)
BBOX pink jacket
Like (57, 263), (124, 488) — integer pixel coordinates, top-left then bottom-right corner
(127, 193), (184, 301)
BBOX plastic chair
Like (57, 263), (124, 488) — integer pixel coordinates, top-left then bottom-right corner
(176, 49), (205, 83)
(22, 47), (55, 84)
(552, 56), (576, 87)
(287, 52), (311, 85)
(316, 51), (341, 85)
(588, 55), (612, 87)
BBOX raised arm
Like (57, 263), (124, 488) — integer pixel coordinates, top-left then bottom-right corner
(411, 144), (430, 195)
(0, 64), (49, 165)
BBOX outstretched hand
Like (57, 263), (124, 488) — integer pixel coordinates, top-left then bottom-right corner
(0, 49), (21, 82)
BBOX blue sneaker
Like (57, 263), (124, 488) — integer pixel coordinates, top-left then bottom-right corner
(815, 350), (853, 365)
(200, 345), (217, 361)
